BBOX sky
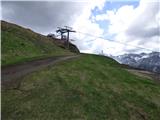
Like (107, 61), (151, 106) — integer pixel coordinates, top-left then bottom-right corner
(1, 0), (160, 55)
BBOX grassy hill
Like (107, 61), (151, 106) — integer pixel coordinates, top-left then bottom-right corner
(1, 20), (75, 66)
(2, 54), (160, 120)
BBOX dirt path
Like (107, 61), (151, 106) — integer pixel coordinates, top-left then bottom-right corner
(126, 69), (160, 84)
(2, 55), (80, 89)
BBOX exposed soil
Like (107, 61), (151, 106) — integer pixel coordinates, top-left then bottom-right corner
(1, 55), (80, 89)
(126, 69), (160, 84)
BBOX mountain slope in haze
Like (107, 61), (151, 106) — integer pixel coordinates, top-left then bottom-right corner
(1, 20), (78, 66)
(2, 54), (160, 120)
(114, 52), (160, 73)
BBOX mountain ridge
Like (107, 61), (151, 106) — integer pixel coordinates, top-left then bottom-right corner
(113, 52), (160, 73)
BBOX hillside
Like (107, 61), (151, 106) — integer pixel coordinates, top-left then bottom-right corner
(2, 54), (160, 120)
(1, 21), (77, 66)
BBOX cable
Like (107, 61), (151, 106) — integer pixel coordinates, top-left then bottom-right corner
(75, 31), (159, 53)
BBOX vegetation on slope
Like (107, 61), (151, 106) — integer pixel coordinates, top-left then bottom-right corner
(1, 20), (75, 66)
(2, 54), (160, 120)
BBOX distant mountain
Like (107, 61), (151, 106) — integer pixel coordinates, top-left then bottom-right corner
(112, 52), (160, 73)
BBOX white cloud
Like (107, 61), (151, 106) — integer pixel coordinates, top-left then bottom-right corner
(71, 0), (106, 51)
(93, 0), (160, 55)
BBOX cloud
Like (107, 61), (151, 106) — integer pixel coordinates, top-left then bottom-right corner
(94, 0), (159, 55)
(70, 0), (106, 51)
(2, 0), (106, 52)
(125, 1), (159, 38)
(1, 0), (159, 55)
(1, 1), (86, 34)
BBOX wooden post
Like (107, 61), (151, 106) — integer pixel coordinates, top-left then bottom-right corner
(67, 31), (69, 49)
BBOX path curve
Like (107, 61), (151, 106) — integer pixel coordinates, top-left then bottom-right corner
(2, 55), (80, 89)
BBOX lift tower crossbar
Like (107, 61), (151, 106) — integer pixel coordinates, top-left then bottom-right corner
(56, 26), (76, 49)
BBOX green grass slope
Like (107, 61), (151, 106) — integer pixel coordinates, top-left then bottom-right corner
(2, 54), (160, 120)
(1, 20), (74, 66)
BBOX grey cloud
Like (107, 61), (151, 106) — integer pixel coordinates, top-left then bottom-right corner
(123, 1), (160, 53)
(2, 1), (85, 34)
(123, 47), (143, 53)
(125, 2), (159, 39)
(126, 27), (159, 38)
